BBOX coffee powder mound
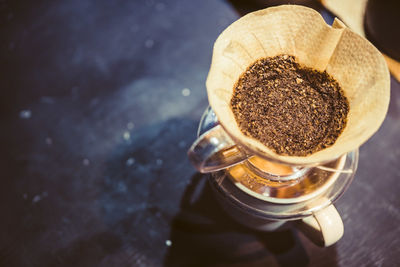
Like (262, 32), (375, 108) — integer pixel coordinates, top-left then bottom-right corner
(231, 55), (349, 156)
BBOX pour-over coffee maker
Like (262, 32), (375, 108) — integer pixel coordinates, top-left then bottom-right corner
(187, 5), (390, 247)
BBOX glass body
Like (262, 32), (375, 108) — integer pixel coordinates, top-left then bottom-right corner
(198, 106), (358, 221)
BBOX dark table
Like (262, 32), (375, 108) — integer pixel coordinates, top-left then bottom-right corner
(1, 0), (399, 266)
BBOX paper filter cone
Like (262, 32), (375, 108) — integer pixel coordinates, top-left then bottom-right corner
(206, 5), (390, 165)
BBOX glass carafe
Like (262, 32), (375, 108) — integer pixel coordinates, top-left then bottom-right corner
(188, 106), (358, 247)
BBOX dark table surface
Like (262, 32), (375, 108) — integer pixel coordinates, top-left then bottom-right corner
(1, 0), (399, 266)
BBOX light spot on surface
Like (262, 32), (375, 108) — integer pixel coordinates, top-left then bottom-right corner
(178, 140), (186, 148)
(126, 207), (134, 213)
(40, 96), (55, 104)
(19, 110), (32, 119)
(32, 195), (41, 203)
(126, 157), (135, 166)
(156, 159), (163, 166)
(45, 137), (53, 145)
(117, 181), (127, 193)
(83, 158), (90, 166)
(181, 88), (191, 96)
(165, 240), (172, 246)
(32, 191), (48, 203)
(123, 131), (131, 140)
(145, 39), (154, 48)
(127, 122), (134, 130)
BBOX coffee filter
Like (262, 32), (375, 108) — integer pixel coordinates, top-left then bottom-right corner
(206, 5), (390, 165)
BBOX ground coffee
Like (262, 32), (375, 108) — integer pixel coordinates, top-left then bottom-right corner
(231, 55), (349, 156)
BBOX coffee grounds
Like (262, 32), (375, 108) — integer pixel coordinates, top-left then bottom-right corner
(231, 55), (349, 156)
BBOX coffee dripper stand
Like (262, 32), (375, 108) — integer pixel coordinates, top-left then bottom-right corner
(188, 106), (358, 247)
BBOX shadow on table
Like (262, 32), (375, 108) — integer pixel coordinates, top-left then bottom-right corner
(164, 173), (337, 267)
(364, 0), (400, 61)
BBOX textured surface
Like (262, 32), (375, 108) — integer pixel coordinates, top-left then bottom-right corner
(0, 0), (399, 266)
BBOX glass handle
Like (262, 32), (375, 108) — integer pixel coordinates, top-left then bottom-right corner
(187, 125), (248, 173)
(298, 204), (344, 247)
